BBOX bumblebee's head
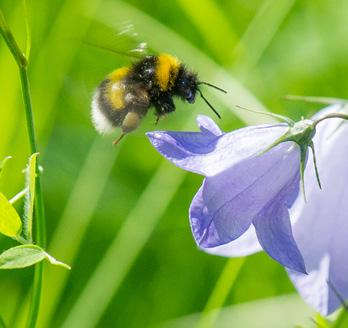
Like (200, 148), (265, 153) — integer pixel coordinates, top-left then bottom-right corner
(174, 65), (227, 119)
(174, 67), (198, 104)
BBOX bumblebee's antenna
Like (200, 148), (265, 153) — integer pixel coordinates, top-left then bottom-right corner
(197, 88), (222, 119)
(198, 81), (227, 94)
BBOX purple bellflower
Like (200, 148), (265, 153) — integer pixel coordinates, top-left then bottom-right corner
(287, 104), (348, 315)
(147, 104), (348, 314)
(147, 114), (317, 274)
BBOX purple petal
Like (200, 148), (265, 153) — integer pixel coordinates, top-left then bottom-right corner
(190, 182), (254, 247)
(287, 107), (348, 314)
(253, 199), (306, 274)
(196, 115), (223, 136)
(189, 137), (301, 251)
(204, 225), (262, 257)
(147, 123), (289, 176)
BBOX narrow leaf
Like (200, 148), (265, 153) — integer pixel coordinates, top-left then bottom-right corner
(0, 244), (70, 270)
(24, 152), (39, 241)
(0, 192), (22, 237)
(0, 156), (12, 178)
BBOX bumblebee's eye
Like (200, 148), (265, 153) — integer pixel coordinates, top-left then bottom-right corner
(186, 90), (195, 103)
(175, 71), (198, 103)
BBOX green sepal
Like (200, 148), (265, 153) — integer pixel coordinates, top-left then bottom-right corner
(257, 128), (291, 157)
(299, 145), (308, 202)
(309, 141), (321, 189)
(234, 105), (295, 126)
(0, 244), (70, 270)
(259, 119), (320, 200)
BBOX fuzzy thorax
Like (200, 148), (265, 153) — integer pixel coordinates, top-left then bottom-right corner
(155, 54), (180, 91)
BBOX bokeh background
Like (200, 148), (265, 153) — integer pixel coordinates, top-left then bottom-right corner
(0, 0), (348, 327)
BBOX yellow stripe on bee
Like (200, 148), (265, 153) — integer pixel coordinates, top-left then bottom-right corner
(155, 54), (180, 91)
(107, 67), (130, 110)
(108, 66), (130, 82)
(109, 83), (125, 110)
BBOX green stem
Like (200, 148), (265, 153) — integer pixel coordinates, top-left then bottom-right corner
(19, 67), (38, 152)
(9, 187), (28, 204)
(0, 9), (27, 67)
(13, 235), (30, 245)
(313, 113), (348, 127)
(0, 8), (46, 328)
(198, 257), (246, 328)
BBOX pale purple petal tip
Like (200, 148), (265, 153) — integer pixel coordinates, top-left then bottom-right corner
(196, 115), (223, 136)
(253, 200), (306, 274)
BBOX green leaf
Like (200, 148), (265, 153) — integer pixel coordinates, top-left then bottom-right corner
(0, 192), (22, 237)
(0, 245), (71, 270)
(24, 152), (39, 241)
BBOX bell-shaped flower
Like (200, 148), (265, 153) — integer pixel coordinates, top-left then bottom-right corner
(147, 104), (348, 315)
(287, 104), (348, 315)
(147, 114), (321, 274)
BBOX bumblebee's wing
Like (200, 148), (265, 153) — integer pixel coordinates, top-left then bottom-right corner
(82, 21), (150, 60)
(92, 71), (150, 134)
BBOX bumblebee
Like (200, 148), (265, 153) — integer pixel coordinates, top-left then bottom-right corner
(91, 53), (226, 144)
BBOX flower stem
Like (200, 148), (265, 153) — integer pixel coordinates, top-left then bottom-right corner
(198, 257), (246, 328)
(0, 8), (46, 328)
(313, 113), (348, 127)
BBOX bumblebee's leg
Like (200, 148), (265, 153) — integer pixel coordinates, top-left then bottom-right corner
(112, 112), (143, 146)
(112, 133), (126, 146)
(155, 113), (168, 125)
(153, 92), (175, 124)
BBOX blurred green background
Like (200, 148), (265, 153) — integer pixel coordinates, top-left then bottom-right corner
(1, 0), (347, 327)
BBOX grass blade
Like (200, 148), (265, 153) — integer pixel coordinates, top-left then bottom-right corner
(62, 163), (186, 328)
(198, 258), (246, 328)
(38, 138), (119, 327)
(0, 315), (5, 328)
(177, 0), (238, 65)
(232, 0), (296, 70)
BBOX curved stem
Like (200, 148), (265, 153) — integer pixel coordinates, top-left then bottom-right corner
(313, 113), (348, 128)
(0, 8), (46, 328)
(19, 46), (47, 328)
(0, 9), (27, 67)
